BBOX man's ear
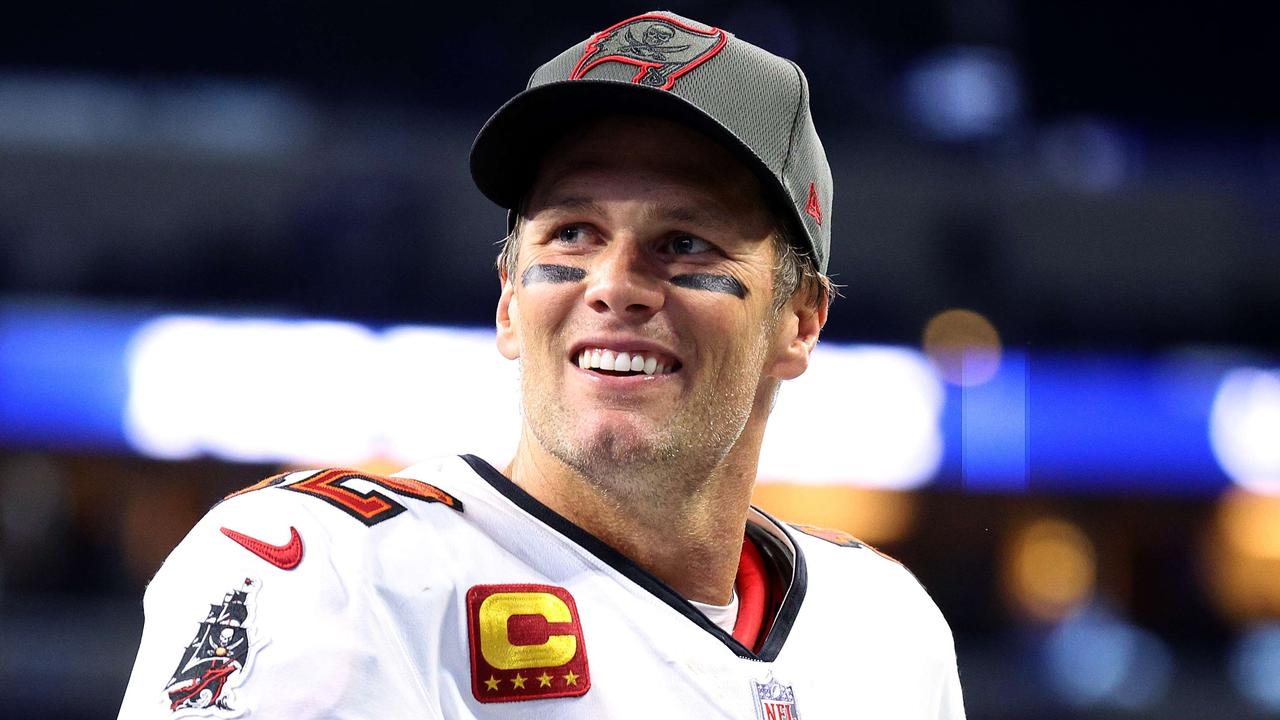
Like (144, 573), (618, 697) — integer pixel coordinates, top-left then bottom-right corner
(768, 291), (828, 381)
(496, 270), (521, 360)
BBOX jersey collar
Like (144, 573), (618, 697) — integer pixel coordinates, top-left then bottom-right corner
(459, 454), (808, 661)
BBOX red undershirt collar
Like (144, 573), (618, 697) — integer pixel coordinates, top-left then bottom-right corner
(733, 533), (772, 652)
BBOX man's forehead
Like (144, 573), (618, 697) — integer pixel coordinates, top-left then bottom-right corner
(525, 191), (743, 235)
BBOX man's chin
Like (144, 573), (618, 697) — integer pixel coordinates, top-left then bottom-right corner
(553, 424), (679, 476)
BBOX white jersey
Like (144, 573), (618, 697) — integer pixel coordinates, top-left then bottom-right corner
(119, 454), (965, 719)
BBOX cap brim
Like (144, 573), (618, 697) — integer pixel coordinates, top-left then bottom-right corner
(469, 80), (776, 213)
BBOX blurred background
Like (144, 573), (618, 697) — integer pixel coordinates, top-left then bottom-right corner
(1, 1), (1278, 718)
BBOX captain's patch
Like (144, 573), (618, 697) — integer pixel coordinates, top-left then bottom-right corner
(467, 584), (591, 703)
(163, 578), (265, 717)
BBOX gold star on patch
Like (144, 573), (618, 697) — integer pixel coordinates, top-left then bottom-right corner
(563, 670), (579, 686)
(537, 672), (553, 688)
(483, 675), (500, 692)
(511, 673), (526, 689)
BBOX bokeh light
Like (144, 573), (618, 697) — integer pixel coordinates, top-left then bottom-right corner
(1210, 367), (1280, 495)
(1043, 605), (1173, 710)
(125, 316), (385, 464)
(1230, 623), (1280, 711)
(922, 309), (1002, 387)
(904, 47), (1024, 141)
(1002, 518), (1097, 622)
(1202, 489), (1280, 621)
(1038, 117), (1132, 192)
(759, 344), (945, 490)
(751, 483), (916, 546)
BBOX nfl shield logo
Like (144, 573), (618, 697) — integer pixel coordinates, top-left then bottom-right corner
(751, 677), (801, 720)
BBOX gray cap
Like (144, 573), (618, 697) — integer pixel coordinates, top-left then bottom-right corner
(469, 10), (833, 273)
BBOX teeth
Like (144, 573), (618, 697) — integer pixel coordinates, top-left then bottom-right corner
(575, 348), (675, 375)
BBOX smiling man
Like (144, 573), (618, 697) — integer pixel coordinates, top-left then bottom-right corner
(492, 114), (823, 609)
(119, 11), (964, 719)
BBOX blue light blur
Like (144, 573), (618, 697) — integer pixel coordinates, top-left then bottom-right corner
(1038, 118), (1134, 192)
(957, 351), (1029, 492)
(0, 73), (313, 157)
(0, 301), (1262, 494)
(1231, 623), (1280, 711)
(1042, 605), (1173, 710)
(940, 352), (1228, 494)
(1024, 354), (1223, 492)
(0, 302), (141, 450)
(904, 47), (1023, 141)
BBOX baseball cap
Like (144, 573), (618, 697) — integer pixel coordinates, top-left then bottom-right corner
(470, 10), (834, 273)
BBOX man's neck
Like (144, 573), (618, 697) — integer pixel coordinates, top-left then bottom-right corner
(504, 426), (765, 605)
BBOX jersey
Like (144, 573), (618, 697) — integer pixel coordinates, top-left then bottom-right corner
(118, 454), (965, 719)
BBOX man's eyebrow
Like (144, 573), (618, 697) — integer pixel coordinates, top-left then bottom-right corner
(641, 203), (730, 231)
(530, 195), (607, 217)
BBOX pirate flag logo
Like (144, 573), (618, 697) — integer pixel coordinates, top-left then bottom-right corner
(163, 578), (264, 717)
(570, 13), (728, 91)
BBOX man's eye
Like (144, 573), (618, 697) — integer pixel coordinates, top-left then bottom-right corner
(669, 235), (713, 255)
(553, 226), (587, 244)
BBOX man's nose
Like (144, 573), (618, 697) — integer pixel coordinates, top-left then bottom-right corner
(582, 238), (665, 318)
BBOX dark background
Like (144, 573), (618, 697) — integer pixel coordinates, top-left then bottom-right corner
(1, 2), (1278, 718)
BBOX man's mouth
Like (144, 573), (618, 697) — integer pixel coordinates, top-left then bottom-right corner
(574, 347), (681, 377)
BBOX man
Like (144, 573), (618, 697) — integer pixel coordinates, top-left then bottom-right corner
(119, 11), (964, 719)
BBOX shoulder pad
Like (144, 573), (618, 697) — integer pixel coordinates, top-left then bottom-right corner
(789, 522), (903, 565)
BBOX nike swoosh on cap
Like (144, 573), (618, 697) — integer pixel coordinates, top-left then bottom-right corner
(220, 526), (304, 570)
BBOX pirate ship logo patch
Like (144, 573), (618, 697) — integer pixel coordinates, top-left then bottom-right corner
(570, 13), (728, 90)
(163, 578), (265, 717)
(752, 676), (801, 720)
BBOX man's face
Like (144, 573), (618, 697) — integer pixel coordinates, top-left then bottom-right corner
(496, 115), (816, 488)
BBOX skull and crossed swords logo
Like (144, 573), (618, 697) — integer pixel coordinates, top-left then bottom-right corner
(570, 15), (729, 90)
(619, 22), (687, 61)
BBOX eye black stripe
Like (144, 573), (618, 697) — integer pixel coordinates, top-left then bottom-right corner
(522, 264), (586, 286)
(670, 273), (746, 298)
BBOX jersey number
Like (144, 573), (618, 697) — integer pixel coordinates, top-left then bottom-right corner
(286, 469), (462, 526)
(227, 468), (463, 526)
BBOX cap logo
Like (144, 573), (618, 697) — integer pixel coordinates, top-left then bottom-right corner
(570, 13), (728, 91)
(805, 182), (823, 225)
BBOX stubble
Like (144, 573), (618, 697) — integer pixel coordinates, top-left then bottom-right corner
(518, 323), (772, 508)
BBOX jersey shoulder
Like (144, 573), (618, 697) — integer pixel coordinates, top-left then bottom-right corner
(143, 459), (483, 607)
(786, 520), (956, 653)
(120, 459), (479, 718)
(149, 462), (471, 587)
(211, 461), (481, 579)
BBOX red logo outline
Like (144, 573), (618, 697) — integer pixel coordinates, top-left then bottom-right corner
(570, 13), (728, 91)
(220, 526), (304, 570)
